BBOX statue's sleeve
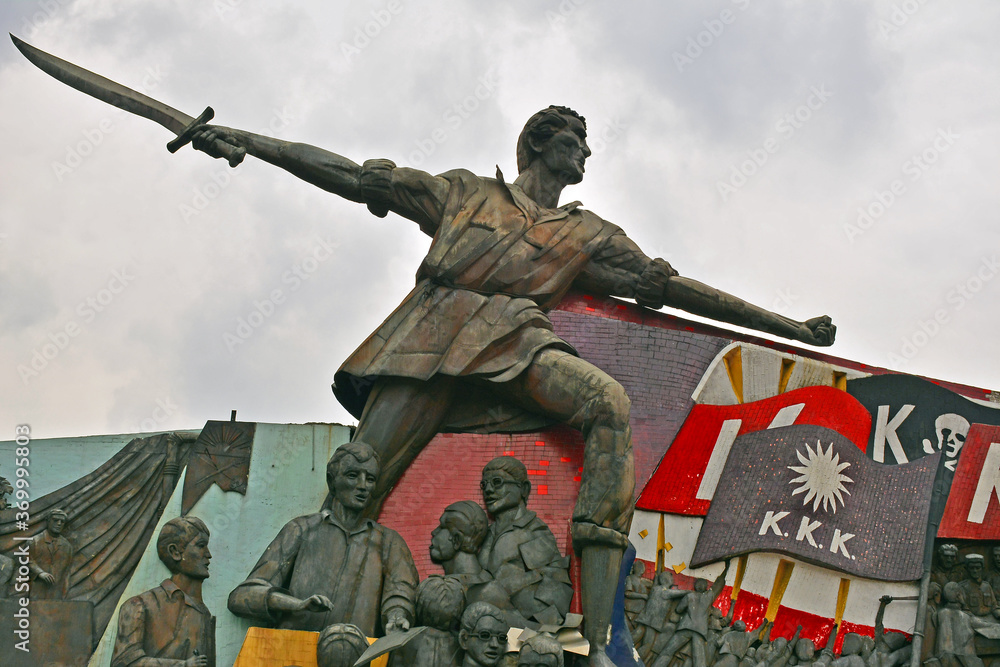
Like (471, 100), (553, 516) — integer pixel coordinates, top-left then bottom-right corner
(380, 529), (419, 628)
(573, 224), (676, 309)
(112, 594), (185, 667)
(227, 518), (305, 623)
(359, 159), (454, 236)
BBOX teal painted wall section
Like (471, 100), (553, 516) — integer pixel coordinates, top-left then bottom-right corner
(0, 422), (349, 667)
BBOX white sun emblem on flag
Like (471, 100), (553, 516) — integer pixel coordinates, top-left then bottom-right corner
(787, 441), (854, 513)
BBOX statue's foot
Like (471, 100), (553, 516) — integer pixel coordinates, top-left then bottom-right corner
(587, 647), (618, 667)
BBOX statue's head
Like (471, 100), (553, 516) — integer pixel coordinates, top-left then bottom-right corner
(327, 442), (380, 513)
(516, 106), (590, 185)
(794, 638), (816, 661)
(416, 575), (466, 632)
(928, 582), (942, 605)
(992, 546), (1000, 570)
(654, 570), (674, 587)
(517, 633), (564, 667)
(47, 508), (68, 536)
(938, 543), (958, 569)
(732, 620), (747, 633)
(841, 633), (863, 656)
(431, 500), (489, 563)
(943, 581), (964, 605)
(966, 553), (985, 580)
(317, 623), (370, 667)
(884, 632), (908, 651)
(631, 560), (645, 577)
(694, 577), (709, 592)
(460, 602), (510, 667)
(481, 457), (530, 516)
(156, 516), (211, 579)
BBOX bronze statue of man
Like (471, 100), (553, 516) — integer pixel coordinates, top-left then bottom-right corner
(28, 508), (74, 600)
(228, 441), (418, 636)
(192, 106), (835, 664)
(112, 516), (215, 667)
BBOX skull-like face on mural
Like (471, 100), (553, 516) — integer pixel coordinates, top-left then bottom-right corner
(922, 413), (970, 466)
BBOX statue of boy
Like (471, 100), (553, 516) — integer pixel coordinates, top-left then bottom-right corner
(477, 456), (573, 627)
(459, 602), (511, 667)
(112, 516), (214, 667)
(28, 508), (74, 599)
(389, 575), (466, 667)
(228, 442), (418, 636)
(518, 633), (564, 667)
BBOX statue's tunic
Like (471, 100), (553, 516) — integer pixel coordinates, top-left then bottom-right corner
(28, 530), (73, 599)
(334, 164), (673, 423)
(477, 508), (573, 625)
(228, 510), (418, 636)
(112, 579), (215, 667)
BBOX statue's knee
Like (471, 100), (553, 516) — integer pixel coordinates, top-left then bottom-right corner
(588, 381), (631, 429)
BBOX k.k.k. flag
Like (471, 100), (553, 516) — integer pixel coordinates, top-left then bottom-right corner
(939, 425), (1000, 540)
(691, 424), (939, 581)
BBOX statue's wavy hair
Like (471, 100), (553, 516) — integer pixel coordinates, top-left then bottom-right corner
(516, 105), (587, 174)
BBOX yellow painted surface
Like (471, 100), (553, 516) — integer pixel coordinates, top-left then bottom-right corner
(833, 371), (848, 391)
(834, 578), (851, 625)
(778, 358), (796, 395)
(638, 529), (648, 539)
(723, 347), (744, 403)
(764, 559), (795, 622)
(731, 554), (748, 601)
(233, 627), (388, 667)
(672, 562), (687, 574)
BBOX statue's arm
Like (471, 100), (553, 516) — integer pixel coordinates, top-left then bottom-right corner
(576, 226), (835, 347)
(710, 559), (732, 599)
(228, 518), (315, 622)
(190, 126), (451, 234)
(112, 595), (189, 667)
(381, 530), (419, 631)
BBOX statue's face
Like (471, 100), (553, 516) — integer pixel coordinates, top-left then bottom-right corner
(48, 514), (67, 535)
(940, 548), (956, 569)
(175, 531), (211, 580)
(517, 648), (559, 667)
(481, 470), (526, 515)
(462, 616), (508, 666)
(537, 115), (590, 186)
(992, 548), (1000, 570)
(332, 455), (379, 512)
(430, 518), (459, 563)
(969, 561), (984, 580)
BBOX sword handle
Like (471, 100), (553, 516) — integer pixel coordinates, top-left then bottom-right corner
(167, 106), (246, 168)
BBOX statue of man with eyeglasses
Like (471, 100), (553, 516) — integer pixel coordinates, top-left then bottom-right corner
(477, 456), (573, 628)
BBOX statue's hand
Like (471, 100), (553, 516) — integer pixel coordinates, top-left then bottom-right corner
(798, 316), (836, 346)
(38, 572), (55, 585)
(385, 609), (410, 633)
(298, 594), (334, 613)
(191, 125), (244, 160)
(184, 655), (208, 667)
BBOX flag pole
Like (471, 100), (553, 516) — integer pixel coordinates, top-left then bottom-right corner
(910, 452), (946, 667)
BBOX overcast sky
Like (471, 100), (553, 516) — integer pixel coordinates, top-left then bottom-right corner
(1, 0), (997, 440)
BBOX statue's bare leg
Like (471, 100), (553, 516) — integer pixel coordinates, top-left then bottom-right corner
(493, 348), (634, 665)
(352, 375), (457, 517)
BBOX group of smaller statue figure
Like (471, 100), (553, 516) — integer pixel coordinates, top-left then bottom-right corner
(105, 442), (576, 666)
(7, 447), (1000, 667)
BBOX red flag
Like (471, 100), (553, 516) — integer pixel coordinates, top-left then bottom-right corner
(939, 424), (1000, 539)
